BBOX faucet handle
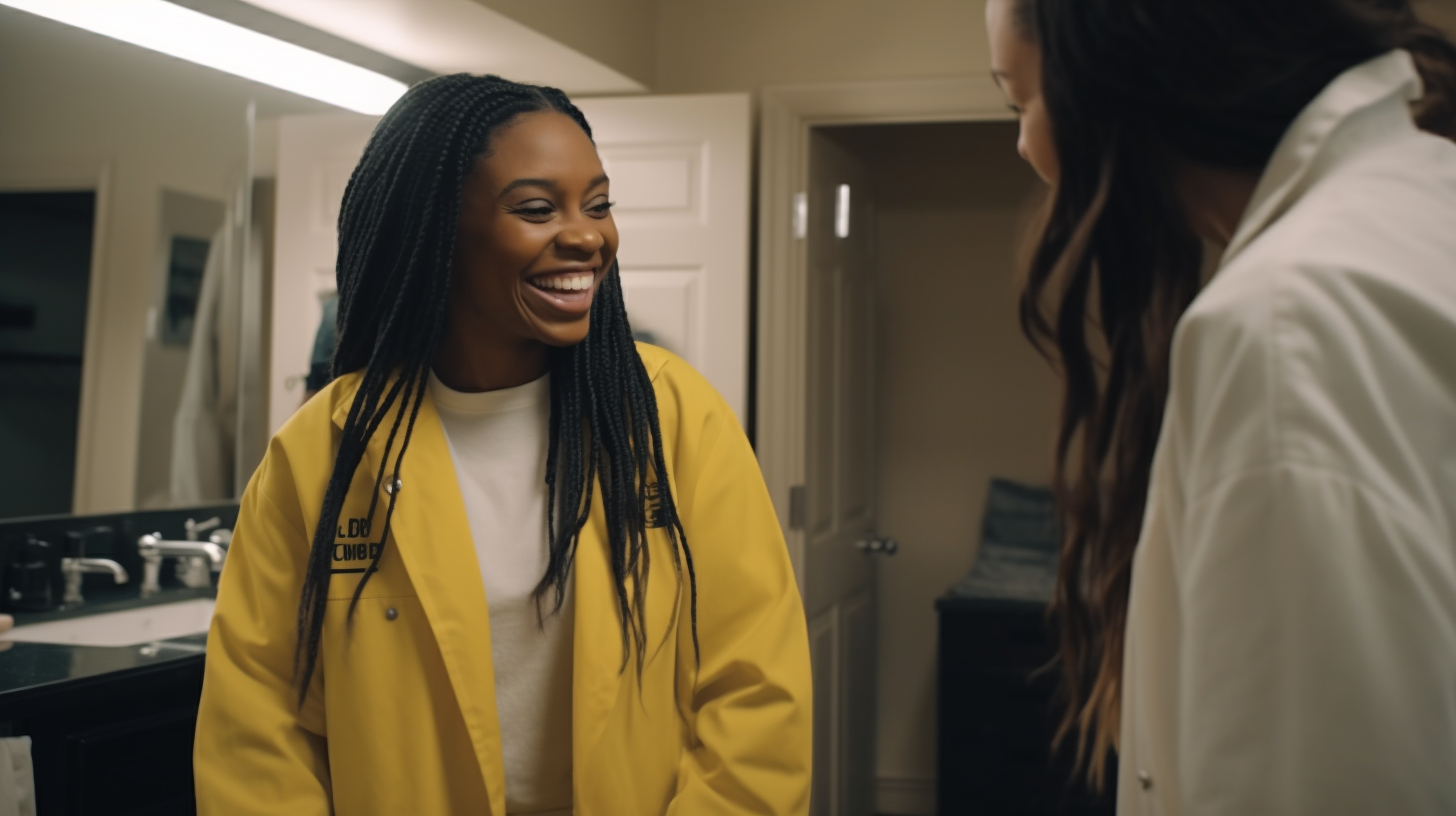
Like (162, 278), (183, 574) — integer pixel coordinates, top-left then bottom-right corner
(184, 517), (223, 541)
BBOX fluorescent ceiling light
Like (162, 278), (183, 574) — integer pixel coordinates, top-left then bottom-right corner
(835, 184), (851, 239)
(0, 0), (407, 114)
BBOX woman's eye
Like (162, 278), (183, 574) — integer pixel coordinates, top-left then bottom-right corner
(510, 204), (555, 219)
(588, 201), (616, 217)
(1006, 102), (1024, 116)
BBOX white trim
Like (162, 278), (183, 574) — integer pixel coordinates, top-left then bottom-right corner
(0, 158), (114, 514)
(875, 775), (937, 816)
(754, 75), (1013, 591)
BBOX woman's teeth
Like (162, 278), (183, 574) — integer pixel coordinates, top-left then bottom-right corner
(533, 273), (594, 292)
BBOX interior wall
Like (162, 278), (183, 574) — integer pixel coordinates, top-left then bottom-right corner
(655, 0), (987, 94)
(1422, 0), (1456, 34)
(821, 121), (1055, 809)
(0, 6), (332, 513)
(471, 0), (659, 90)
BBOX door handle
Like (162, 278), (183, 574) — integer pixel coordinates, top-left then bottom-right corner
(855, 536), (899, 555)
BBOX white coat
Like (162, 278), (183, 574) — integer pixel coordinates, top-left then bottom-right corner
(1118, 50), (1456, 814)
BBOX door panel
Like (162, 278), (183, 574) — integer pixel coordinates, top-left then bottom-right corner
(810, 607), (838, 816)
(574, 94), (752, 423)
(804, 128), (879, 816)
(842, 590), (877, 812)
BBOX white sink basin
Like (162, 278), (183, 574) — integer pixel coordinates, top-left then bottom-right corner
(2, 598), (215, 647)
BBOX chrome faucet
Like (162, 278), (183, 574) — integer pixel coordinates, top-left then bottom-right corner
(184, 516), (222, 542)
(137, 532), (227, 598)
(60, 557), (129, 606)
(175, 516), (229, 588)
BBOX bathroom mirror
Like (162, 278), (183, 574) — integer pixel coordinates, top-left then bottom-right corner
(0, 4), (341, 519)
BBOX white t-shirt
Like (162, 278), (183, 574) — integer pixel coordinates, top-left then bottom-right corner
(429, 371), (573, 816)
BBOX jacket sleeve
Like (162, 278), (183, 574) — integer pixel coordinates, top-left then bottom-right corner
(1175, 463), (1456, 815)
(194, 452), (333, 814)
(1155, 253), (1456, 814)
(667, 393), (813, 816)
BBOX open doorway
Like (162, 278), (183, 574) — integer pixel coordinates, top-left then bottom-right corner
(799, 120), (1111, 815)
(0, 190), (96, 517)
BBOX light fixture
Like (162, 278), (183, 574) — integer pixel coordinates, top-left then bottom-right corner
(0, 0), (407, 115)
(835, 184), (851, 239)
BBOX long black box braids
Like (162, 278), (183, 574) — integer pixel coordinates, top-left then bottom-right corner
(291, 74), (697, 704)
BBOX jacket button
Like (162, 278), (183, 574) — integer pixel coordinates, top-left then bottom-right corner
(385, 607), (398, 621)
(384, 478), (402, 495)
(1138, 770), (1153, 791)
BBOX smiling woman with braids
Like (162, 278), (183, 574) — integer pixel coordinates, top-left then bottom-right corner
(986, 0), (1456, 812)
(193, 75), (811, 815)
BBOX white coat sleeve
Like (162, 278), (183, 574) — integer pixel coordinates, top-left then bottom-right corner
(1175, 460), (1456, 815)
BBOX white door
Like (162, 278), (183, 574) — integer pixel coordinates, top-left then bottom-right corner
(803, 129), (881, 816)
(270, 112), (375, 435)
(268, 93), (752, 437)
(575, 94), (751, 424)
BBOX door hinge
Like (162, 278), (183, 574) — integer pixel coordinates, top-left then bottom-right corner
(788, 484), (807, 530)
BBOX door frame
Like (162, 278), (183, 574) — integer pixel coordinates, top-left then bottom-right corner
(0, 158), (114, 514)
(755, 76), (1013, 590)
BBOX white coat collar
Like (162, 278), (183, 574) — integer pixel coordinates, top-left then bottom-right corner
(1221, 49), (1425, 265)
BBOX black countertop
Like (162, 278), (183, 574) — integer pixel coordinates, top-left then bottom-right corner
(0, 587), (213, 706)
(0, 503), (237, 707)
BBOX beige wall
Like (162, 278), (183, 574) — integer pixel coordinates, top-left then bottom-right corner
(474, 0), (1456, 96)
(0, 6), (328, 513)
(469, 0), (989, 94)
(472, 0), (659, 89)
(821, 121), (1056, 803)
(656, 0), (987, 93)
(1422, 0), (1456, 33)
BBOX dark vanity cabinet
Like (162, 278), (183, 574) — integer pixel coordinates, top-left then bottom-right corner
(937, 595), (1114, 816)
(0, 504), (232, 816)
(0, 646), (204, 816)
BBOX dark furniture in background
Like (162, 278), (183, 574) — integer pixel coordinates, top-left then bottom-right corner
(0, 504), (237, 815)
(0, 641), (204, 816)
(937, 595), (1115, 815)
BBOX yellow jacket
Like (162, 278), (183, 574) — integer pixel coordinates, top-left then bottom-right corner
(194, 345), (812, 815)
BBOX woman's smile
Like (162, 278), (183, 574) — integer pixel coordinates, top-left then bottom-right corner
(524, 267), (600, 315)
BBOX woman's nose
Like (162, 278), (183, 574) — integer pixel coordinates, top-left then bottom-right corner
(556, 222), (605, 255)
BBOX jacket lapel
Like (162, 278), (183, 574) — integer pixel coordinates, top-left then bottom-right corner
(332, 383), (507, 814)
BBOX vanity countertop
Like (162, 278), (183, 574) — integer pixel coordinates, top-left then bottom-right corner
(0, 587), (213, 707)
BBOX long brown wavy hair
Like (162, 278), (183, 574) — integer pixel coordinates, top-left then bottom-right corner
(1009, 0), (1456, 788)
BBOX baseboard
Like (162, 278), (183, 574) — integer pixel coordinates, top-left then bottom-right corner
(876, 775), (936, 816)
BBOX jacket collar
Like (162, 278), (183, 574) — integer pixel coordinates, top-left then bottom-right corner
(1221, 49), (1424, 265)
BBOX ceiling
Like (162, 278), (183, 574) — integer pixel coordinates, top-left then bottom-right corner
(237, 0), (646, 95)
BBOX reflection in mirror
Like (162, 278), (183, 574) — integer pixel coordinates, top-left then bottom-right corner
(0, 192), (96, 517)
(0, 2), (422, 520)
(135, 190), (226, 509)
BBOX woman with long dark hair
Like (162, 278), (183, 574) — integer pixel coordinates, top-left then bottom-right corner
(193, 75), (811, 815)
(987, 0), (1456, 811)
